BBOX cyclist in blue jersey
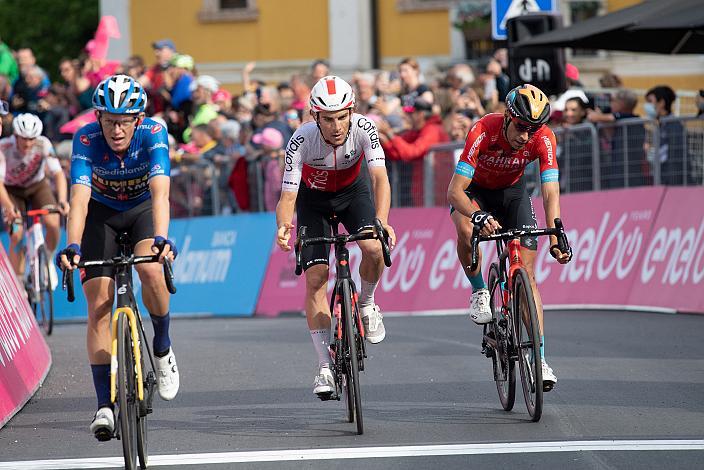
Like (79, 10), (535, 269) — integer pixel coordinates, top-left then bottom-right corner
(56, 75), (179, 440)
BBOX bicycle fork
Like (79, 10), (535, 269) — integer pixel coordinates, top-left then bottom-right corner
(110, 307), (145, 404)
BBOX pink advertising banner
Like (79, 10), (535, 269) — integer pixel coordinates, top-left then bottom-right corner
(627, 187), (704, 312)
(0, 245), (52, 428)
(256, 186), (702, 316)
(534, 186), (666, 306)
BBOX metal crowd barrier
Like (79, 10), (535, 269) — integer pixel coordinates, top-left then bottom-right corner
(387, 115), (703, 208)
(169, 116), (703, 214)
(170, 160), (223, 218)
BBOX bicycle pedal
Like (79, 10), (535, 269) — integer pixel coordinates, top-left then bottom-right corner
(543, 382), (555, 392)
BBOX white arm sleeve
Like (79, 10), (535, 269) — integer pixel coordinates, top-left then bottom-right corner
(281, 131), (305, 192)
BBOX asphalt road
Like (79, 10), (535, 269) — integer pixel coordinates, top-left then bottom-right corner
(1, 310), (703, 469)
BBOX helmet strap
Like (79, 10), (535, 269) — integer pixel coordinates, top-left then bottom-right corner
(502, 112), (511, 142)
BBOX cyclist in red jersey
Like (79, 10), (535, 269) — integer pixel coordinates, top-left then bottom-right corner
(275, 76), (396, 397)
(447, 84), (571, 391)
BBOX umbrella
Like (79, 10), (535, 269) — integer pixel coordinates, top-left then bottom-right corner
(515, 0), (704, 54)
(627, 0), (704, 53)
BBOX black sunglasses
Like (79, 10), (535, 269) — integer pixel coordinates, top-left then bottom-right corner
(512, 119), (541, 134)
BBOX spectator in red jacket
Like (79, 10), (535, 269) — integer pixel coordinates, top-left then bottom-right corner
(379, 98), (449, 206)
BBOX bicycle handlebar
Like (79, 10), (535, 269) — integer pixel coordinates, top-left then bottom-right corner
(8, 205), (63, 235)
(294, 217), (392, 276)
(469, 217), (572, 272)
(62, 255), (177, 303)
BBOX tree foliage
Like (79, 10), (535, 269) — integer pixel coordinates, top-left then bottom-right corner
(0, 0), (99, 81)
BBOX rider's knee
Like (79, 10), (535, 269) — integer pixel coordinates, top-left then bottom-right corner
(135, 262), (163, 287)
(305, 264), (328, 292)
(87, 295), (114, 323)
(360, 241), (382, 263)
(43, 214), (60, 230)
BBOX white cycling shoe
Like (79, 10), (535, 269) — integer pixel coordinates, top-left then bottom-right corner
(313, 365), (335, 397)
(469, 288), (492, 324)
(90, 406), (114, 441)
(361, 304), (386, 344)
(155, 348), (179, 400)
(542, 360), (557, 391)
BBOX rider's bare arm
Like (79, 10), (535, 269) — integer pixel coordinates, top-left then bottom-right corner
(67, 184), (91, 246)
(541, 181), (561, 243)
(275, 190), (297, 251)
(52, 168), (68, 208)
(368, 166), (391, 225)
(150, 175), (171, 238)
(447, 173), (479, 218)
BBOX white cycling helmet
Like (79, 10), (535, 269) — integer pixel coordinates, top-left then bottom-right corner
(309, 75), (355, 113)
(12, 113), (43, 138)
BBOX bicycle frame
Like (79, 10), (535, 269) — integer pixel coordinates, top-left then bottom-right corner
(25, 214), (45, 300)
(64, 239), (176, 408)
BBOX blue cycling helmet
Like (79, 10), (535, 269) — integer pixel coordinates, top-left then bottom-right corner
(92, 74), (147, 114)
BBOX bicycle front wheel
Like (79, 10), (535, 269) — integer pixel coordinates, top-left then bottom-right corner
(36, 245), (53, 335)
(136, 315), (149, 469)
(512, 268), (543, 422)
(488, 263), (515, 411)
(117, 314), (138, 469)
(342, 280), (363, 435)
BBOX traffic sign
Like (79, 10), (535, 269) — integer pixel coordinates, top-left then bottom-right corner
(492, 0), (558, 40)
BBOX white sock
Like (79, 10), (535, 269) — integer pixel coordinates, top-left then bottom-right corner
(359, 278), (378, 308)
(310, 329), (331, 368)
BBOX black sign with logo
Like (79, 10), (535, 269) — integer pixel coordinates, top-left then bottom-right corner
(507, 13), (567, 96)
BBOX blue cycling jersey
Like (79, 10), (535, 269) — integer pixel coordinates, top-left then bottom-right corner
(70, 117), (170, 211)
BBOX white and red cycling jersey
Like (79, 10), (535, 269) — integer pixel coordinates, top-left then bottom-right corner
(281, 113), (386, 193)
(0, 135), (61, 188)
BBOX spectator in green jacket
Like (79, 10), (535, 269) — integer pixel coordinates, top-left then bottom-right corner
(183, 74), (220, 142)
(0, 38), (18, 83)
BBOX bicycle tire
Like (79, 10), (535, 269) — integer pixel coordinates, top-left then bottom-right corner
(341, 280), (363, 435)
(513, 267), (543, 422)
(342, 334), (354, 423)
(36, 246), (53, 335)
(136, 313), (149, 469)
(488, 263), (515, 411)
(117, 314), (138, 469)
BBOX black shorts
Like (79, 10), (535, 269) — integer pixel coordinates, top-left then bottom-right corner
(450, 177), (538, 250)
(296, 176), (376, 270)
(81, 198), (154, 282)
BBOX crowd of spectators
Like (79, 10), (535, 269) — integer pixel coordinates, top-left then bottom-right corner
(0, 37), (701, 216)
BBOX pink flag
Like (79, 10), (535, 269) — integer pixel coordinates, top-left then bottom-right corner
(95, 15), (121, 40)
(59, 110), (97, 135)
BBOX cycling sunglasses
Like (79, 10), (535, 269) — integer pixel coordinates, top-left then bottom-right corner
(511, 118), (542, 135)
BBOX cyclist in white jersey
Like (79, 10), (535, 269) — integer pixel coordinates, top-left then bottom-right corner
(0, 113), (68, 280)
(275, 76), (396, 397)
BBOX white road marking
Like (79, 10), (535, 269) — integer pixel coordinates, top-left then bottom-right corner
(3, 439), (704, 469)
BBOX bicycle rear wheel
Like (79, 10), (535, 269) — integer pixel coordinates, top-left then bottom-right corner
(342, 280), (363, 435)
(36, 245), (53, 335)
(117, 314), (138, 469)
(488, 263), (515, 411)
(513, 268), (543, 422)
